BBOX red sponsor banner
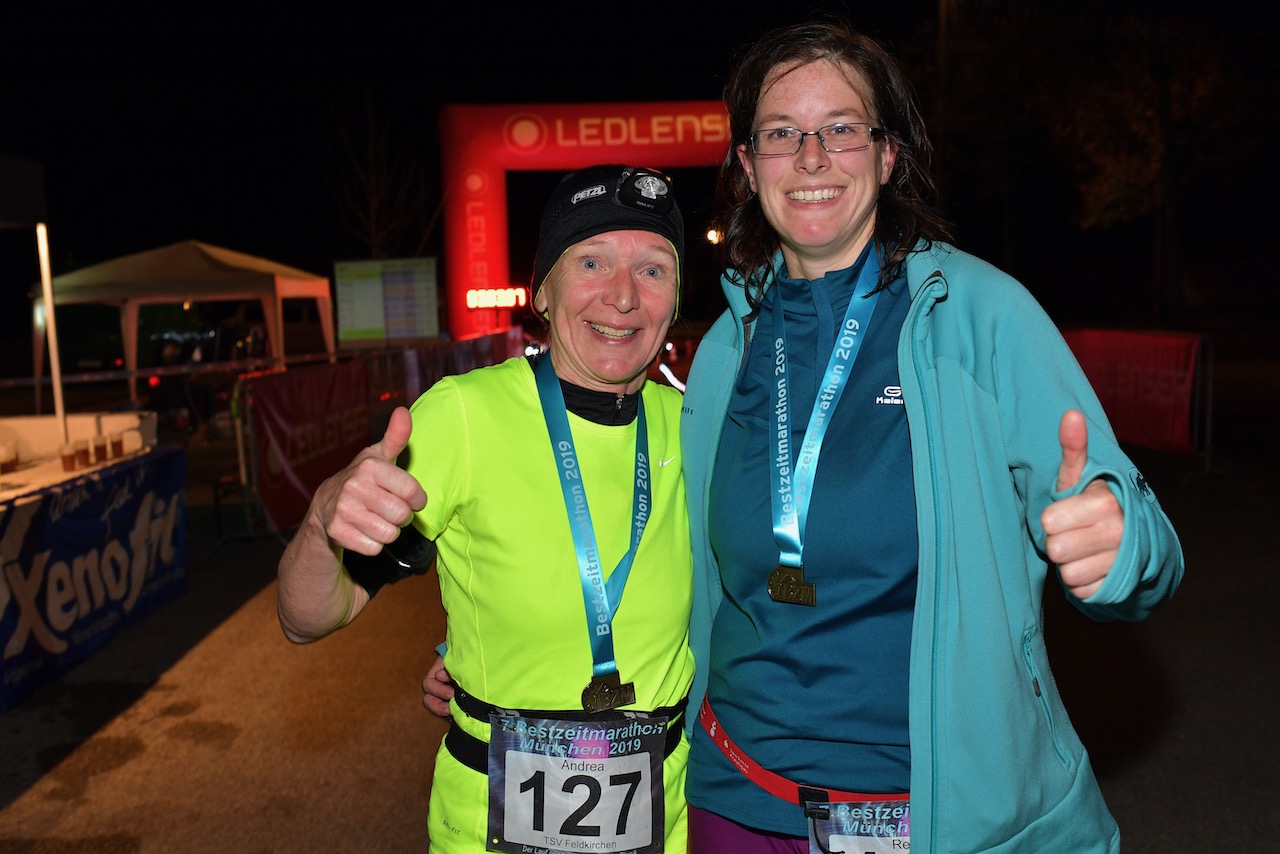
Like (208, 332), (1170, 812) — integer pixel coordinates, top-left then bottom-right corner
(439, 101), (728, 341)
(250, 361), (371, 530)
(1062, 329), (1202, 453)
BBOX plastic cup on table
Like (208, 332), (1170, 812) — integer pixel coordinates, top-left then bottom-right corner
(60, 444), (78, 472)
(74, 439), (91, 468)
(93, 434), (109, 463)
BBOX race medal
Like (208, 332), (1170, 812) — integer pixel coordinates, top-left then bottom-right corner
(487, 712), (667, 854)
(770, 254), (881, 607)
(535, 353), (650, 720)
(768, 564), (816, 606)
(581, 672), (636, 713)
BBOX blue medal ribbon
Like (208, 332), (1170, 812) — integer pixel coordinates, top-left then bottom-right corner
(535, 353), (650, 680)
(770, 256), (881, 569)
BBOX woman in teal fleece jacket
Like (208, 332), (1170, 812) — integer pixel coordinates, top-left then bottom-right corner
(679, 17), (1184, 854)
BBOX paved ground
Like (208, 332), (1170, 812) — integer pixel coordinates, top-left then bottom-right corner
(0, 421), (451, 852)
(0, 356), (1276, 853)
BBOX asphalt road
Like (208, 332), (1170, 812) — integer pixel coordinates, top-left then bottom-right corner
(0, 427), (450, 852)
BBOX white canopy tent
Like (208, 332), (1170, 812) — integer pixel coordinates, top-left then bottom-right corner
(33, 240), (336, 404)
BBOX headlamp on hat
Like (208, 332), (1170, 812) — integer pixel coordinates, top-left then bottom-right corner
(531, 164), (685, 314)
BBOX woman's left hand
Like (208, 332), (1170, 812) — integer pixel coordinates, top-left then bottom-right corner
(422, 654), (454, 719)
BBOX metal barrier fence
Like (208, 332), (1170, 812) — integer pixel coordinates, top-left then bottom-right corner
(229, 330), (525, 535)
(1061, 328), (1214, 470)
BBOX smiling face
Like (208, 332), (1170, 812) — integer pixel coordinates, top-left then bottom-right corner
(534, 229), (679, 395)
(737, 59), (898, 280)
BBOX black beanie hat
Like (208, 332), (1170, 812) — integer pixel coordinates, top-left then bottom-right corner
(531, 164), (684, 301)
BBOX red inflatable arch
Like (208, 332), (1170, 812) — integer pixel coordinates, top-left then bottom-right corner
(439, 101), (728, 340)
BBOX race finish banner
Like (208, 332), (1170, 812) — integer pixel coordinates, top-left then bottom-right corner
(1062, 328), (1204, 454)
(249, 359), (371, 532)
(1, 446), (187, 713)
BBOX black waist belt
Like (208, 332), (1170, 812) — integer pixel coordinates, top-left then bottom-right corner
(444, 685), (688, 775)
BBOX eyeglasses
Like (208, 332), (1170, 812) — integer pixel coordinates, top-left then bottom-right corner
(747, 123), (885, 156)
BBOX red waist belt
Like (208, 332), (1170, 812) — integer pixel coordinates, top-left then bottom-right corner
(698, 697), (909, 807)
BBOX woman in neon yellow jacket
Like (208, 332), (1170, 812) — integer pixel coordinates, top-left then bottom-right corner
(281, 164), (697, 854)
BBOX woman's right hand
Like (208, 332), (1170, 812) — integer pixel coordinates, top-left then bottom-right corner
(316, 406), (426, 557)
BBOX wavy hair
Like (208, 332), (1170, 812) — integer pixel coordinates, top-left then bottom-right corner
(717, 17), (952, 307)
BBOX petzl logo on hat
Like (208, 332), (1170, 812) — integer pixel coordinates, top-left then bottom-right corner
(570, 184), (608, 205)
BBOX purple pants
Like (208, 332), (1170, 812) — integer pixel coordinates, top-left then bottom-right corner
(688, 805), (808, 854)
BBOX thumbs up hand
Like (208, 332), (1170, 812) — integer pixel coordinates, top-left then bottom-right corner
(312, 406), (427, 556)
(1040, 409), (1124, 599)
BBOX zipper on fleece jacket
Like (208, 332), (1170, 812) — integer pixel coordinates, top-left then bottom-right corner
(1023, 630), (1072, 768)
(904, 268), (947, 853)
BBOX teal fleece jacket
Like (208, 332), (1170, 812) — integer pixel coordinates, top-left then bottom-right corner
(679, 242), (1184, 853)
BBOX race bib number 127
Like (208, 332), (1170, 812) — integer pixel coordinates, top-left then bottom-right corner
(486, 713), (667, 854)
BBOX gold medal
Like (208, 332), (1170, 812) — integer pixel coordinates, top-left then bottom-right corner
(581, 672), (636, 713)
(768, 565), (816, 606)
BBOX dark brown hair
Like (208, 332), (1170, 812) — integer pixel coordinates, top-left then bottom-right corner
(717, 17), (952, 307)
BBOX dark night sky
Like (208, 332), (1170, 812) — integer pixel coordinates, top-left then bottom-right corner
(0, 3), (930, 264)
(1, 1), (1275, 369)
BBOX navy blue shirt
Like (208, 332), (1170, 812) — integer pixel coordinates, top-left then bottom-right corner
(688, 253), (917, 836)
